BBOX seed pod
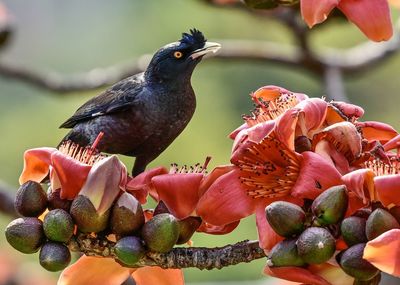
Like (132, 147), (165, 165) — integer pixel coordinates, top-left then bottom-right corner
(141, 213), (179, 253)
(114, 236), (145, 266)
(5, 217), (45, 254)
(340, 216), (367, 246)
(366, 208), (400, 240)
(352, 208), (372, 219)
(339, 243), (379, 281)
(39, 242), (71, 272)
(153, 200), (170, 216)
(43, 209), (74, 242)
(296, 227), (336, 264)
(177, 216), (202, 245)
(15, 181), (47, 217)
(111, 193), (145, 236)
(70, 195), (110, 233)
(265, 201), (306, 237)
(267, 239), (306, 267)
(389, 206), (400, 224)
(312, 185), (348, 226)
(353, 273), (381, 285)
(47, 188), (72, 212)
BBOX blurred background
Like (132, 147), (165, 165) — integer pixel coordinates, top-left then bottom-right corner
(0, 0), (399, 284)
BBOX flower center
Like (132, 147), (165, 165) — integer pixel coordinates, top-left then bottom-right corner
(365, 158), (400, 176)
(169, 156), (211, 174)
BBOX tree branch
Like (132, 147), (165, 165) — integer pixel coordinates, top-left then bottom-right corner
(68, 233), (266, 270)
(0, 182), (18, 218)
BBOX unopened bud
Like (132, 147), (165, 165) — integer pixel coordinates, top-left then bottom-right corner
(43, 209), (74, 243)
(114, 236), (145, 266)
(296, 227), (335, 264)
(267, 239), (306, 267)
(340, 216), (367, 247)
(177, 216), (202, 245)
(47, 188), (72, 212)
(15, 181), (47, 217)
(39, 242), (71, 272)
(366, 208), (400, 240)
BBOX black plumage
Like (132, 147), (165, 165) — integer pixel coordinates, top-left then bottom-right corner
(60, 29), (220, 176)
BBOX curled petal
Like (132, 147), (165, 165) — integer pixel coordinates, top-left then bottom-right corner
(58, 256), (131, 285)
(292, 151), (342, 199)
(364, 229), (400, 276)
(196, 169), (259, 226)
(374, 174), (400, 207)
(295, 98), (329, 135)
(152, 173), (203, 219)
(329, 101), (364, 119)
(132, 267), (184, 285)
(19, 147), (56, 184)
(383, 134), (400, 151)
(342, 169), (375, 204)
(300, 0), (338, 28)
(338, 0), (393, 42)
(252, 85), (308, 102)
(229, 123), (247, 140)
(232, 120), (275, 153)
(51, 151), (91, 200)
(256, 204), (283, 251)
(79, 155), (124, 215)
(356, 121), (398, 143)
(264, 265), (331, 285)
(197, 220), (240, 235)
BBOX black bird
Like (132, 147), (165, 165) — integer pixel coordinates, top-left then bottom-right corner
(60, 29), (220, 176)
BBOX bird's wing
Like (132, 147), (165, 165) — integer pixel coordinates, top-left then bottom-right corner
(59, 73), (145, 128)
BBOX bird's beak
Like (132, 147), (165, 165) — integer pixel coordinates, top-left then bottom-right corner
(190, 42), (221, 59)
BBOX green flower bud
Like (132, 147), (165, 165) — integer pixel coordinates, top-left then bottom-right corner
(5, 217), (45, 254)
(312, 185), (348, 226)
(267, 239), (306, 267)
(39, 242), (71, 272)
(114, 236), (145, 266)
(366, 208), (400, 240)
(340, 216), (367, 246)
(265, 201), (306, 237)
(15, 181), (47, 217)
(141, 213), (179, 253)
(43, 209), (74, 242)
(339, 243), (379, 281)
(296, 227), (335, 264)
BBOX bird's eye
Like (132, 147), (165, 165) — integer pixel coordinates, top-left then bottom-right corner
(174, 51), (183, 59)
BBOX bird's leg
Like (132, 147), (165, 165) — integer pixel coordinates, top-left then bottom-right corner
(132, 156), (150, 177)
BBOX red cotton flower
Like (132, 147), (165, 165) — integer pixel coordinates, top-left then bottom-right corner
(300, 0), (393, 41)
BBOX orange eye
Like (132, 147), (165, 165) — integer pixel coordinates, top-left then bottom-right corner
(174, 51), (183, 59)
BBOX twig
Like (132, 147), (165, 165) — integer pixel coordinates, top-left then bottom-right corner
(0, 182), (18, 218)
(68, 233), (266, 270)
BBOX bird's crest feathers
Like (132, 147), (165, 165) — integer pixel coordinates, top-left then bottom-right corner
(180, 29), (206, 48)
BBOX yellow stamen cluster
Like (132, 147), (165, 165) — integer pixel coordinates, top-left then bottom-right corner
(58, 141), (106, 165)
(365, 158), (400, 176)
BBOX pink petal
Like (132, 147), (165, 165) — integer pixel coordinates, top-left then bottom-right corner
(196, 169), (259, 226)
(384, 134), (400, 151)
(364, 229), (400, 276)
(197, 220), (240, 235)
(79, 155), (125, 215)
(338, 0), (393, 42)
(295, 98), (329, 134)
(264, 265), (331, 285)
(356, 121), (398, 143)
(342, 169), (376, 204)
(58, 256), (131, 285)
(132, 267), (184, 285)
(300, 0), (338, 28)
(198, 165), (235, 197)
(232, 120), (275, 153)
(51, 151), (91, 200)
(126, 166), (168, 203)
(374, 174), (400, 207)
(19, 147), (56, 184)
(330, 101), (365, 119)
(255, 204), (283, 251)
(152, 173), (203, 219)
(229, 123), (247, 140)
(291, 151), (342, 199)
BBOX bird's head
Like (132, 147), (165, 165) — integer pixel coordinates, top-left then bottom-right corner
(145, 29), (221, 82)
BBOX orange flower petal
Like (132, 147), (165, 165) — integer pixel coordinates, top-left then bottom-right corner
(342, 169), (375, 204)
(232, 120), (275, 153)
(196, 169), (259, 226)
(364, 229), (400, 276)
(51, 151), (91, 200)
(356, 121), (398, 143)
(152, 173), (203, 219)
(329, 101), (364, 119)
(374, 174), (400, 206)
(291, 151), (342, 199)
(264, 265), (331, 285)
(338, 0), (393, 42)
(229, 123), (247, 140)
(300, 0), (338, 28)
(58, 256), (131, 285)
(197, 220), (240, 235)
(132, 267), (184, 285)
(256, 204), (283, 251)
(198, 164), (235, 197)
(19, 147), (56, 185)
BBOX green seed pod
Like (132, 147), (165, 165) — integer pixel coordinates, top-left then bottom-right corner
(43, 209), (74, 242)
(296, 227), (336, 264)
(39, 242), (71, 272)
(111, 193), (145, 236)
(312, 185), (348, 226)
(15, 181), (47, 217)
(177, 216), (202, 245)
(265, 201), (306, 237)
(267, 239), (306, 267)
(340, 216), (367, 247)
(353, 273), (381, 285)
(141, 213), (179, 253)
(114, 236), (145, 266)
(70, 195), (110, 233)
(47, 188), (72, 212)
(366, 208), (400, 240)
(339, 243), (379, 281)
(5, 217), (45, 254)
